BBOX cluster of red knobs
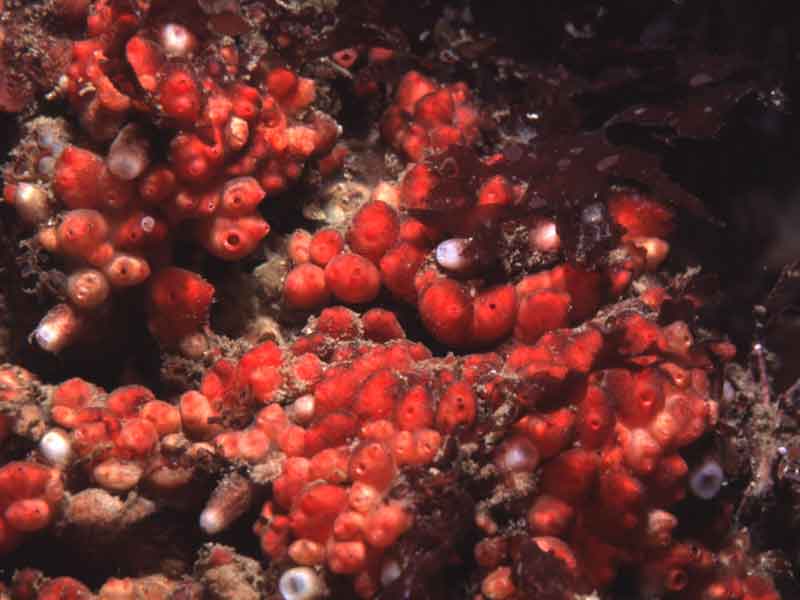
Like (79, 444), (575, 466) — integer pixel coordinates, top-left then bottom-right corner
(0, 1), (783, 600)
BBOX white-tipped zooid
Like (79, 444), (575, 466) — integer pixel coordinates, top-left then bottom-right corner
(278, 567), (325, 600)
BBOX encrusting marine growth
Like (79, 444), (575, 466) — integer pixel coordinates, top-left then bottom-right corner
(0, 0), (790, 599)
(3, 0), (343, 353)
(0, 303), (779, 599)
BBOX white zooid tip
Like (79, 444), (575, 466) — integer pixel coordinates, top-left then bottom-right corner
(278, 567), (325, 600)
(35, 322), (59, 350)
(380, 557), (402, 587)
(160, 23), (197, 57)
(435, 238), (471, 273)
(107, 124), (150, 181)
(529, 219), (560, 253)
(14, 182), (51, 225)
(40, 429), (73, 466)
(199, 507), (224, 535)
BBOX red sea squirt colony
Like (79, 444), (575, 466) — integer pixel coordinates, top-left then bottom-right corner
(2, 0), (341, 351)
(0, 1), (786, 600)
(0, 305), (779, 599)
(281, 70), (676, 352)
